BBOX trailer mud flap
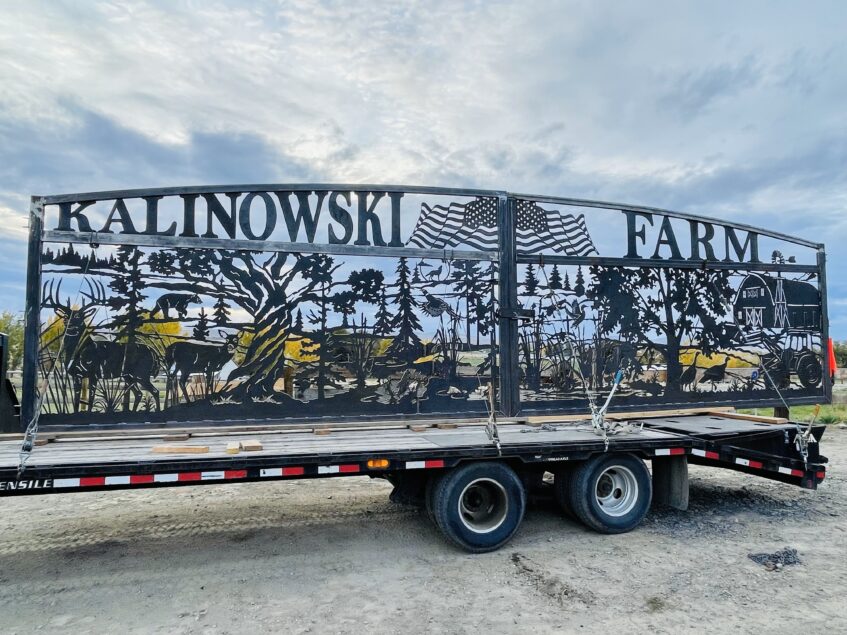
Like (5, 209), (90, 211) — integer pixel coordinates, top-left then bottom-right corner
(652, 455), (689, 511)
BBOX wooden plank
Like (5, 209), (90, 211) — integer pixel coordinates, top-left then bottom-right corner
(225, 442), (240, 455)
(151, 445), (209, 454)
(605, 406), (736, 421)
(26, 415), (512, 443)
(705, 410), (788, 425)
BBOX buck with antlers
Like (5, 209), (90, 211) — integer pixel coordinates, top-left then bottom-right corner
(164, 330), (240, 405)
(43, 279), (162, 412)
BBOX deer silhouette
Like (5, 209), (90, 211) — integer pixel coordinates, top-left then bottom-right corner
(43, 279), (161, 412)
(164, 331), (239, 405)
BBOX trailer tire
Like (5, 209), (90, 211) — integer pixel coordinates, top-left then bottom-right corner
(552, 466), (577, 520)
(424, 472), (443, 525)
(431, 462), (526, 553)
(568, 454), (651, 534)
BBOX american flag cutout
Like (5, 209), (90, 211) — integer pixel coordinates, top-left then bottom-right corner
(406, 197), (598, 255)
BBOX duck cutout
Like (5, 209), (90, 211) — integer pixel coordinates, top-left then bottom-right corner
(563, 298), (586, 330)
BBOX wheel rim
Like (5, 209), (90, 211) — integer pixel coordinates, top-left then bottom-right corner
(594, 466), (639, 517)
(458, 478), (509, 533)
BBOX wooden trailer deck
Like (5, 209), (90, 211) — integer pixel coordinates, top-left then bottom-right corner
(0, 411), (795, 470)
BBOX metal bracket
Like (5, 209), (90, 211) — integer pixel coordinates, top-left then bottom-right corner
(497, 308), (535, 321)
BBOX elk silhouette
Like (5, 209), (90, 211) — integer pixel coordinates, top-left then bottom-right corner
(43, 279), (161, 412)
(164, 331), (239, 405)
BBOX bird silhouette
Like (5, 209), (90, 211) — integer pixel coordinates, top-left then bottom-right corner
(679, 351), (700, 389)
(563, 298), (586, 329)
(420, 292), (458, 318)
(425, 265), (443, 281)
(698, 355), (728, 390)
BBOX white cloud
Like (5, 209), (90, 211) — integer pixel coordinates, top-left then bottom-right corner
(1, 0), (846, 330)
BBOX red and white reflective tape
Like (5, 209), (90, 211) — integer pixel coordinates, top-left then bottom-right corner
(54, 470), (248, 489)
(778, 466), (805, 478)
(317, 464), (360, 474)
(405, 459), (446, 469)
(654, 448), (685, 456)
(691, 448), (720, 460)
(735, 457), (763, 469)
(259, 467), (305, 478)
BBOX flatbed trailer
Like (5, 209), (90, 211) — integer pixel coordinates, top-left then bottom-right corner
(0, 411), (827, 551)
(3, 183), (832, 552)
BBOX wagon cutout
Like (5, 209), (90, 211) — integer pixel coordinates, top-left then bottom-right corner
(18, 185), (830, 431)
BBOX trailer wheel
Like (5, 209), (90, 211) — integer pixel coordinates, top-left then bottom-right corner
(552, 465), (577, 520)
(424, 472), (443, 525)
(568, 454), (651, 534)
(431, 462), (526, 553)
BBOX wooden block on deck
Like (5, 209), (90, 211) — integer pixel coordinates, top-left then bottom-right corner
(314, 428), (332, 436)
(409, 425), (429, 432)
(33, 438), (50, 446)
(163, 433), (191, 442)
(225, 442), (241, 455)
(436, 423), (458, 430)
(151, 445), (209, 454)
(239, 439), (264, 451)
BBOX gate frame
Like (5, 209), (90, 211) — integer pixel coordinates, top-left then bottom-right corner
(20, 184), (830, 430)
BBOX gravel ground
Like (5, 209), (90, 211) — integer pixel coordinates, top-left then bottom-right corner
(0, 428), (844, 634)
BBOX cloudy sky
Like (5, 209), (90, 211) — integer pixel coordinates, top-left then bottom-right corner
(1, 1), (845, 335)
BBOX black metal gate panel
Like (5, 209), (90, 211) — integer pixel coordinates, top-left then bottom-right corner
(21, 186), (829, 429)
(508, 194), (830, 416)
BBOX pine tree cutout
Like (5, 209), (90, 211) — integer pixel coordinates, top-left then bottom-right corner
(563, 270), (571, 291)
(574, 265), (585, 296)
(294, 308), (304, 333)
(193, 308), (210, 341)
(548, 264), (562, 290)
(523, 263), (539, 295)
(212, 296), (230, 326)
(387, 257), (422, 362)
(373, 289), (392, 336)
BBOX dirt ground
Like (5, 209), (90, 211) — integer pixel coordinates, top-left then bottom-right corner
(0, 429), (845, 634)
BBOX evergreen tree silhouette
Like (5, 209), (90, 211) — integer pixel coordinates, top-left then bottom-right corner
(563, 270), (571, 292)
(107, 246), (147, 410)
(574, 265), (585, 296)
(450, 260), (483, 347)
(548, 264), (563, 290)
(294, 308), (304, 333)
(387, 257), (422, 362)
(373, 289), (392, 336)
(523, 263), (539, 296)
(212, 295), (230, 326)
(193, 308), (210, 340)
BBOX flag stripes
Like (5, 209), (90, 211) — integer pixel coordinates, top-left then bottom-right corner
(407, 197), (598, 256)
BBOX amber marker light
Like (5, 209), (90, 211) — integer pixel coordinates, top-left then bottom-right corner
(367, 458), (390, 469)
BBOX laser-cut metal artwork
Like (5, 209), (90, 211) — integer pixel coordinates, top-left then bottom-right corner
(20, 186), (828, 429)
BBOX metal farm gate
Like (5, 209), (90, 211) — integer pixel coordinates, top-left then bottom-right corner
(20, 185), (830, 430)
